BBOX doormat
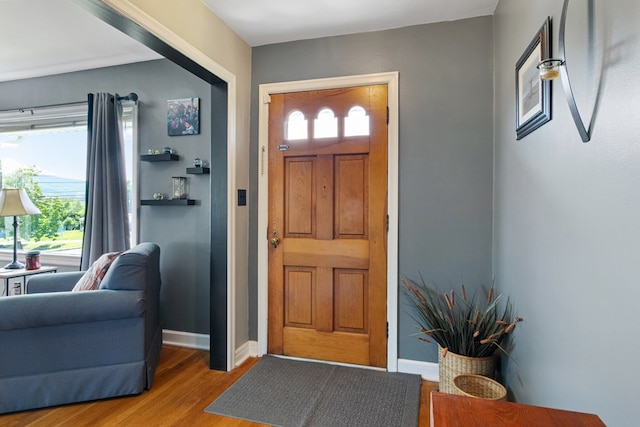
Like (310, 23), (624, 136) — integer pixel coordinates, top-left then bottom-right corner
(205, 355), (421, 427)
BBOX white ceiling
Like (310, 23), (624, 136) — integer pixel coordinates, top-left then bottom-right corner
(201, 0), (498, 46)
(0, 0), (162, 83)
(0, 0), (497, 83)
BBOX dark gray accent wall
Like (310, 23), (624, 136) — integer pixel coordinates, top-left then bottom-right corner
(249, 17), (494, 361)
(0, 59), (215, 335)
(494, 1), (640, 425)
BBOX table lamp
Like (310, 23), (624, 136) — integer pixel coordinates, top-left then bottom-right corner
(0, 188), (41, 269)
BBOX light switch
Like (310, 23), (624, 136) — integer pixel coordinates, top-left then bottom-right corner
(238, 189), (247, 206)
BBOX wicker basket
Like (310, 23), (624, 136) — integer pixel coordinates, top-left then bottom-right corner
(453, 374), (507, 400)
(438, 345), (496, 394)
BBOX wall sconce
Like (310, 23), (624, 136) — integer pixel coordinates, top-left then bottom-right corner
(537, 59), (565, 81)
(537, 0), (592, 142)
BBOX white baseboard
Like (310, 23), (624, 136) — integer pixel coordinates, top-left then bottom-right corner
(162, 329), (210, 350)
(162, 331), (259, 369)
(397, 358), (439, 382)
(234, 340), (258, 367)
(161, 332), (437, 383)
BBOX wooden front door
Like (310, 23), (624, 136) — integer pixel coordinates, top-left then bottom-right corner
(267, 85), (388, 367)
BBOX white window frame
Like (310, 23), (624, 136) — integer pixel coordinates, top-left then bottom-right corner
(0, 101), (139, 268)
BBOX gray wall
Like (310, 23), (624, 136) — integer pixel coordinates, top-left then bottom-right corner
(0, 59), (214, 334)
(250, 17), (495, 361)
(494, 1), (640, 425)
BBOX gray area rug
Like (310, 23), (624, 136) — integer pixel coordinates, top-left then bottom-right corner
(205, 355), (421, 427)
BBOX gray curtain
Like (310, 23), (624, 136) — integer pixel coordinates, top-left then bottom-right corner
(81, 93), (130, 270)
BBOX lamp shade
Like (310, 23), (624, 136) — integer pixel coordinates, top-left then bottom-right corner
(0, 188), (41, 217)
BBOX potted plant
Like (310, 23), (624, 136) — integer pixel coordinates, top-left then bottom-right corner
(402, 276), (522, 394)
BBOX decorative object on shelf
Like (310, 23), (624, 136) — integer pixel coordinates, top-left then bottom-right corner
(0, 188), (42, 269)
(188, 158), (210, 175)
(515, 17), (552, 140)
(147, 149), (161, 155)
(536, 0), (596, 142)
(25, 250), (41, 270)
(402, 277), (522, 394)
(167, 97), (200, 136)
(172, 177), (188, 200)
(153, 192), (164, 200)
(163, 147), (174, 154)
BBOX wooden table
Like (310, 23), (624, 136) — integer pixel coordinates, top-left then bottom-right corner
(0, 266), (57, 296)
(430, 391), (606, 427)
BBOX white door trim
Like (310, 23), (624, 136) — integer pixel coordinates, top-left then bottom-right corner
(257, 72), (400, 371)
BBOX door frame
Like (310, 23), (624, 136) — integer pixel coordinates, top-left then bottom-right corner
(257, 72), (400, 371)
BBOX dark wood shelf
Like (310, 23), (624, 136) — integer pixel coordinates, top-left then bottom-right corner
(140, 153), (179, 162)
(141, 199), (196, 206)
(187, 167), (210, 175)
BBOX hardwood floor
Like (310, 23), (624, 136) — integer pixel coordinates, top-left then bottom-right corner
(0, 346), (437, 426)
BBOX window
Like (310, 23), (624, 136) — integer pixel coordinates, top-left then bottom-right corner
(285, 110), (307, 140)
(344, 106), (370, 137)
(0, 102), (137, 259)
(313, 108), (338, 138)
(121, 102), (138, 247)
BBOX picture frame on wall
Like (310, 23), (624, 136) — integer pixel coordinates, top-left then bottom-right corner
(515, 17), (552, 140)
(167, 97), (200, 136)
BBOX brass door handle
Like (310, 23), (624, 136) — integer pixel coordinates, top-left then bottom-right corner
(269, 230), (281, 249)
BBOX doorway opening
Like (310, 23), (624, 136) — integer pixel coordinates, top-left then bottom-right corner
(82, 0), (234, 371)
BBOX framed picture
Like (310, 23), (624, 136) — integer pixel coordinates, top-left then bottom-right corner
(515, 18), (551, 140)
(167, 97), (200, 136)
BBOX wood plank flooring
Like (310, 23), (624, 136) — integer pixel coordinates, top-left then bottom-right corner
(0, 345), (437, 426)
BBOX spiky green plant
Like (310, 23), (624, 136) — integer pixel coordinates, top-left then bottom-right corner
(402, 276), (522, 358)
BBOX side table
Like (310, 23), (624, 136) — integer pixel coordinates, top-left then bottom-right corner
(430, 391), (605, 427)
(0, 266), (58, 296)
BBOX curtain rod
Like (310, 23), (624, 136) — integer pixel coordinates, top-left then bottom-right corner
(0, 92), (139, 114)
(116, 92), (138, 102)
(0, 100), (86, 115)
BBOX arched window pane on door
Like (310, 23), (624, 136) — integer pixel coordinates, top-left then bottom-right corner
(285, 110), (307, 140)
(344, 106), (370, 137)
(314, 108), (338, 139)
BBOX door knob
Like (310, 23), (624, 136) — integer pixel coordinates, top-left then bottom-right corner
(269, 230), (281, 249)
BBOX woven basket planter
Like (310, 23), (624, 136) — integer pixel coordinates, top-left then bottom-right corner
(453, 374), (507, 400)
(438, 345), (497, 394)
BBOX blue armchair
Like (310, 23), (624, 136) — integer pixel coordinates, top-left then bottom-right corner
(0, 242), (162, 413)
